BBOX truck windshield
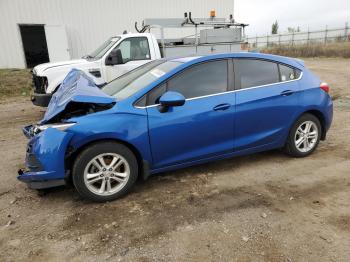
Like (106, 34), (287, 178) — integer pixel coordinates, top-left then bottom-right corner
(102, 60), (182, 101)
(85, 37), (120, 59)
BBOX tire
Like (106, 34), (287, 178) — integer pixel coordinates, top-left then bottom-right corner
(284, 113), (321, 157)
(72, 141), (138, 202)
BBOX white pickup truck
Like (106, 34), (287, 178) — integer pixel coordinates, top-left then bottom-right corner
(32, 33), (162, 106)
(32, 14), (248, 106)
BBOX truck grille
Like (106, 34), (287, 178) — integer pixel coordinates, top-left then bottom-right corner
(32, 74), (48, 94)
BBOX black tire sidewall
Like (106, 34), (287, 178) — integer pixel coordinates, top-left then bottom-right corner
(286, 114), (321, 157)
(72, 142), (138, 202)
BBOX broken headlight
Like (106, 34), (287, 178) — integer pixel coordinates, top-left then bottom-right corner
(36, 122), (76, 132)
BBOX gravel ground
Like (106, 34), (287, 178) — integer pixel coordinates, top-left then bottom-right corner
(0, 58), (349, 262)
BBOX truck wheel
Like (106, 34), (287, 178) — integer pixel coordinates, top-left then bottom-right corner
(284, 113), (321, 157)
(72, 142), (138, 202)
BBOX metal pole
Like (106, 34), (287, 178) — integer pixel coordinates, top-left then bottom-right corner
(160, 26), (166, 57)
(345, 22), (349, 41)
(307, 27), (310, 45)
(324, 25), (328, 44)
(279, 34), (281, 46)
(266, 34), (269, 47)
(195, 25), (198, 54)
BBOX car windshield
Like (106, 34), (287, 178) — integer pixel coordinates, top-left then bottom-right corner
(85, 37), (120, 59)
(102, 60), (182, 101)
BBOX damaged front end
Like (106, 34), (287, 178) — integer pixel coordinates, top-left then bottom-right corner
(18, 69), (116, 189)
(18, 127), (74, 189)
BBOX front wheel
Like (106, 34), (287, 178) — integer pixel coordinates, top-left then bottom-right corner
(284, 114), (321, 157)
(72, 142), (138, 202)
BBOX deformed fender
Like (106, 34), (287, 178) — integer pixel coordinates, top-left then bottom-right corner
(22, 127), (74, 181)
(67, 113), (153, 166)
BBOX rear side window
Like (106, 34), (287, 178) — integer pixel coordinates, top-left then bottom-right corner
(167, 60), (228, 99)
(279, 64), (298, 81)
(234, 59), (279, 89)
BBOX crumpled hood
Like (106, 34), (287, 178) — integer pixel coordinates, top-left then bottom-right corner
(33, 59), (87, 75)
(41, 69), (115, 124)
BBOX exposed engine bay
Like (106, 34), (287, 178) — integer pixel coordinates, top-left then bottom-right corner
(23, 101), (115, 138)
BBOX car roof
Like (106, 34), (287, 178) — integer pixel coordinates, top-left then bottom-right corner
(168, 52), (305, 70)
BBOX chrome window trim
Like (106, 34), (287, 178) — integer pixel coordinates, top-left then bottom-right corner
(134, 71), (303, 109)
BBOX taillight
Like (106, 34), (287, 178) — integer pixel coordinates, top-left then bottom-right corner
(320, 82), (330, 93)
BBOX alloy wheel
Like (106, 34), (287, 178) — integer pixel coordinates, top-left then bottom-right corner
(294, 120), (319, 153)
(83, 153), (130, 196)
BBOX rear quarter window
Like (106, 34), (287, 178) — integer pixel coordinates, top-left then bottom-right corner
(279, 64), (301, 81)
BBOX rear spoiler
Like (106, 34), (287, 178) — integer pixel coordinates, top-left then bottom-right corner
(294, 58), (305, 67)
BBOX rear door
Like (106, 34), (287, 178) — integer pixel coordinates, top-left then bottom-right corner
(146, 59), (235, 169)
(234, 59), (301, 151)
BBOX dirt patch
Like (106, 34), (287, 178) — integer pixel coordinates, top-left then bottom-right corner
(0, 69), (32, 99)
(328, 215), (350, 232)
(1, 58), (350, 261)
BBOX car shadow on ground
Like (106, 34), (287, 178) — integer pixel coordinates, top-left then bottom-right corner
(35, 149), (289, 203)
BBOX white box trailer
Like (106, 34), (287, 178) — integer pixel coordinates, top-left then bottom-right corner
(139, 12), (248, 57)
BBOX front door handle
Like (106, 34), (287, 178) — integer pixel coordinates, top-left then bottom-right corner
(280, 90), (294, 96)
(213, 103), (231, 111)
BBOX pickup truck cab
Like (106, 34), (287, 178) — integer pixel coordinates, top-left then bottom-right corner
(32, 33), (161, 106)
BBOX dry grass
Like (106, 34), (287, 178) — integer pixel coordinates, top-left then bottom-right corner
(0, 69), (32, 99)
(261, 41), (350, 58)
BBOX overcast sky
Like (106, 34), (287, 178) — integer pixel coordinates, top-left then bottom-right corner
(234, 0), (350, 36)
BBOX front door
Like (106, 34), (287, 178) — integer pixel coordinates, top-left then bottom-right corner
(147, 59), (235, 169)
(105, 37), (152, 82)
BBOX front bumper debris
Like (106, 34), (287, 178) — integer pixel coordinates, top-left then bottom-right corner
(18, 127), (73, 189)
(17, 169), (66, 189)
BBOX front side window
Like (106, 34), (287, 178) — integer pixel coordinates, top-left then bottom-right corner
(167, 60), (228, 99)
(113, 37), (151, 63)
(147, 84), (166, 105)
(144, 60), (229, 106)
(235, 59), (279, 89)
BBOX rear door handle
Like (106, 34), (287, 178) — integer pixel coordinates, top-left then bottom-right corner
(213, 103), (231, 111)
(280, 90), (294, 96)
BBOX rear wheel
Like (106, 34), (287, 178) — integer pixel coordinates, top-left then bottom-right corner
(284, 114), (321, 157)
(72, 142), (138, 202)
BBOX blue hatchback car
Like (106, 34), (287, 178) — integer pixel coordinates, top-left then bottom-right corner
(18, 53), (333, 201)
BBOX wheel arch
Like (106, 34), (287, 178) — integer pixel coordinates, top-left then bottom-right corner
(65, 138), (148, 183)
(296, 109), (327, 140)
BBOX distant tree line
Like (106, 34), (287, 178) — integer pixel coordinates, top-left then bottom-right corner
(271, 20), (301, 34)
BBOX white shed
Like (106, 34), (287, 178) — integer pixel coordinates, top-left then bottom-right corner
(0, 0), (235, 68)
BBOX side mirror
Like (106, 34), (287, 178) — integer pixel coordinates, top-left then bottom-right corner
(158, 91), (185, 113)
(105, 49), (123, 66)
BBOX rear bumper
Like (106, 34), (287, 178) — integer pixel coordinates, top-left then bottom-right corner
(31, 92), (52, 107)
(325, 99), (333, 132)
(323, 97), (333, 139)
